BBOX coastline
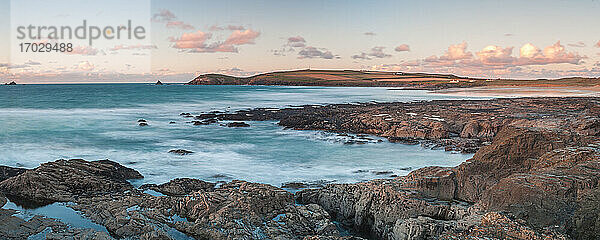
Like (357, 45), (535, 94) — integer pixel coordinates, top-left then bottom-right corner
(1, 96), (599, 239)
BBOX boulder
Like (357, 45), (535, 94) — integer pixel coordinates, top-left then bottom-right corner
(0, 159), (142, 203)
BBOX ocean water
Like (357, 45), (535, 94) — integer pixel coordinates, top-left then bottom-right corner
(0, 84), (486, 187)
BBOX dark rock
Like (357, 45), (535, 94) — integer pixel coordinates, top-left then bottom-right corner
(195, 113), (217, 120)
(372, 170), (393, 175)
(168, 149), (194, 155)
(4, 81), (16, 85)
(155, 80), (163, 85)
(226, 122), (250, 127)
(138, 122), (148, 126)
(137, 119), (146, 122)
(169, 121), (176, 124)
(0, 166), (26, 182)
(0, 159), (142, 203)
(140, 178), (215, 196)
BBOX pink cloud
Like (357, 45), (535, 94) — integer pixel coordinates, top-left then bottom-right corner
(170, 30), (211, 49)
(395, 44), (410, 52)
(170, 29), (259, 53)
(440, 42), (472, 61)
(595, 40), (600, 48)
(224, 29), (260, 45)
(370, 41), (585, 78)
(166, 21), (194, 30)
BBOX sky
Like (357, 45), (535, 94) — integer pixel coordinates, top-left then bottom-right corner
(1, 0), (600, 83)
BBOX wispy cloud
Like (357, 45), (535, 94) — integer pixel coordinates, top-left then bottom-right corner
(152, 9), (195, 30)
(352, 47), (392, 60)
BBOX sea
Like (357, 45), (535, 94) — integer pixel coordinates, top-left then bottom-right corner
(0, 84), (489, 187)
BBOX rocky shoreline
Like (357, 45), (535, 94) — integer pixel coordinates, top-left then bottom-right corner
(1, 97), (599, 239)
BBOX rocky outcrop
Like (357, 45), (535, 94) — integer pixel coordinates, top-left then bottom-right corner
(0, 161), (343, 239)
(72, 180), (340, 239)
(296, 125), (599, 239)
(0, 159), (142, 203)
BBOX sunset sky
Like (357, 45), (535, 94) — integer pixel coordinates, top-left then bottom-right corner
(1, 0), (600, 83)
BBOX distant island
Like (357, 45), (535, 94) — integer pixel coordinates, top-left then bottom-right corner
(4, 81), (16, 85)
(186, 69), (600, 90)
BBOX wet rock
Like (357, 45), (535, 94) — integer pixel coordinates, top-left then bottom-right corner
(138, 122), (148, 126)
(4, 81), (16, 85)
(195, 113), (217, 120)
(0, 166), (26, 182)
(372, 170), (393, 175)
(72, 180), (340, 240)
(140, 178), (215, 197)
(226, 121), (250, 127)
(0, 159), (142, 203)
(168, 149), (194, 155)
(155, 80), (163, 85)
(169, 121), (176, 124)
(137, 119), (146, 122)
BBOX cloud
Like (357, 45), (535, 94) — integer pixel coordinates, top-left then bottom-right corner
(65, 46), (99, 55)
(75, 61), (95, 71)
(25, 60), (41, 65)
(224, 29), (260, 45)
(395, 44), (410, 52)
(441, 42), (472, 60)
(170, 29), (260, 53)
(213, 67), (259, 77)
(152, 9), (176, 22)
(227, 25), (245, 31)
(352, 47), (392, 60)
(153, 9), (194, 30)
(364, 32), (376, 36)
(209, 25), (246, 31)
(568, 41), (586, 48)
(166, 21), (194, 30)
(476, 45), (515, 65)
(110, 44), (158, 51)
(272, 36), (338, 59)
(170, 30), (211, 49)
(370, 41), (585, 78)
(517, 41), (583, 65)
(298, 47), (336, 59)
(596, 40), (600, 48)
(504, 33), (514, 37)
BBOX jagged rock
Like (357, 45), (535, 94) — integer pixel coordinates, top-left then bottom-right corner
(155, 80), (163, 85)
(168, 149), (194, 155)
(72, 180), (340, 240)
(139, 122), (148, 126)
(440, 212), (568, 239)
(0, 159), (142, 203)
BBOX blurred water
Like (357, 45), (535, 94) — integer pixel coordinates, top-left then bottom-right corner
(0, 84), (487, 186)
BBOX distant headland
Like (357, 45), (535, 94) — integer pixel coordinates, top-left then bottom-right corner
(185, 69), (600, 90)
